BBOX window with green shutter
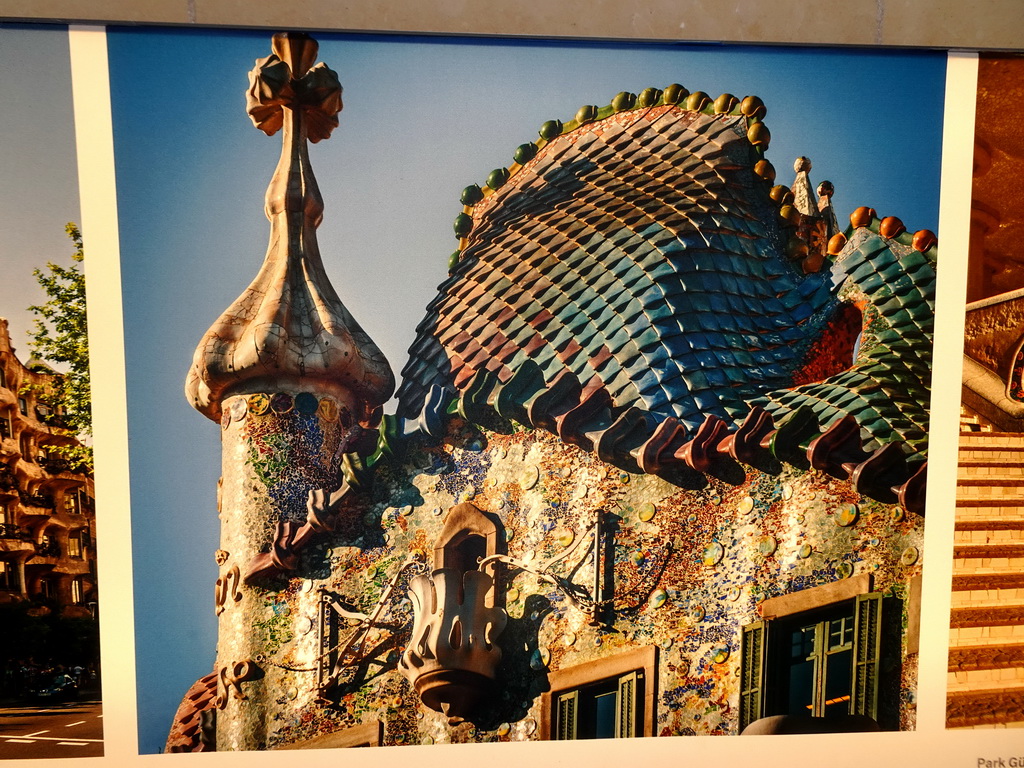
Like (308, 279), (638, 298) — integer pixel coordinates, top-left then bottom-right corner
(739, 593), (886, 731)
(740, 621), (765, 727)
(543, 645), (656, 740)
(553, 670), (643, 740)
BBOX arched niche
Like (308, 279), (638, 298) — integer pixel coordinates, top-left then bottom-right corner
(433, 502), (506, 606)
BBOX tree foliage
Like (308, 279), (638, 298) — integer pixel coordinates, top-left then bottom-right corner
(24, 223), (92, 469)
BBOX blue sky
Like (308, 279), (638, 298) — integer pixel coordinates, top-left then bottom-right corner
(0, 24), (80, 358)
(105, 26), (946, 753)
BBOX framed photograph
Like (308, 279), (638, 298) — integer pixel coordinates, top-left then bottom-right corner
(107, 24), (952, 756)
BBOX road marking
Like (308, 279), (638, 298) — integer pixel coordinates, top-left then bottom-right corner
(66, 721), (86, 727)
(25, 730), (49, 737)
(4, 739), (35, 743)
(57, 741), (88, 746)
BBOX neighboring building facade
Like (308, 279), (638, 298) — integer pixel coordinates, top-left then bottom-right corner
(0, 316), (97, 616)
(168, 33), (933, 751)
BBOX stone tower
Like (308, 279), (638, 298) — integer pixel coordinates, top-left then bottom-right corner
(184, 32), (394, 750)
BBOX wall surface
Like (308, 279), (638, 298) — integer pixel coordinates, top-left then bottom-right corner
(1, 0), (1023, 50)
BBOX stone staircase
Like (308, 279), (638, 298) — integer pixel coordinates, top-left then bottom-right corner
(947, 419), (1024, 728)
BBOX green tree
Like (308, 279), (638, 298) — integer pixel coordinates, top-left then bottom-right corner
(25, 223), (92, 469)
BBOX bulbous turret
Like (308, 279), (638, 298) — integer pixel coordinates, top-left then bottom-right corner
(185, 32), (394, 422)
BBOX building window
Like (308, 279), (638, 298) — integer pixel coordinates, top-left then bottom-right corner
(67, 533), (83, 559)
(740, 576), (891, 731)
(0, 366), (6, 389)
(71, 577), (84, 605)
(0, 561), (17, 591)
(37, 534), (60, 557)
(555, 669), (642, 739)
(17, 397), (27, 416)
(541, 645), (657, 740)
(0, 410), (11, 440)
(65, 490), (80, 515)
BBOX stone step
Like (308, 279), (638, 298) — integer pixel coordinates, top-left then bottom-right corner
(949, 603), (1024, 629)
(948, 642), (1024, 672)
(958, 478), (1024, 487)
(947, 686), (1024, 728)
(953, 557), (1024, 575)
(958, 460), (1024, 468)
(954, 436), (1024, 448)
(953, 543), (1024, 560)
(955, 497), (1024, 508)
(947, 675), (1024, 696)
(954, 528), (1024, 546)
(959, 446), (1024, 458)
(957, 466), (1024, 483)
(951, 588), (1024, 607)
(948, 665), (1024, 691)
(956, 519), (1024, 531)
(950, 625), (1024, 650)
(952, 572), (1024, 591)
(956, 498), (1024, 510)
(959, 430), (1024, 440)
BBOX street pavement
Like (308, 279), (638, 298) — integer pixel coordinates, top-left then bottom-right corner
(0, 699), (102, 759)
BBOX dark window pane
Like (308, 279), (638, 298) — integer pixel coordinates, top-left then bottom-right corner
(593, 690), (617, 739)
(576, 680), (618, 739)
(824, 646), (853, 717)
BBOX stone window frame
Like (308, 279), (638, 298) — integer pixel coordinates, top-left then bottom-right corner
(276, 719), (383, 749)
(540, 645), (657, 740)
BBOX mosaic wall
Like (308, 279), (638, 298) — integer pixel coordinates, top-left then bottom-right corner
(211, 389), (360, 749)
(205, 410), (923, 749)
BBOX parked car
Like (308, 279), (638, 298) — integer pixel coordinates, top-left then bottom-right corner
(31, 674), (78, 702)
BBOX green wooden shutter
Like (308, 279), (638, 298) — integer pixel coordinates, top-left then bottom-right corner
(852, 593), (882, 720)
(556, 690), (579, 740)
(739, 621), (766, 730)
(615, 671), (640, 738)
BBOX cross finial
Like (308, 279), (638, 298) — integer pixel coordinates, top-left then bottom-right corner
(245, 32), (343, 143)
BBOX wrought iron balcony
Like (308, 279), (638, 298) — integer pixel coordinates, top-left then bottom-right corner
(0, 523), (29, 540)
(36, 539), (60, 557)
(22, 493), (55, 510)
(37, 411), (68, 429)
(39, 456), (71, 474)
